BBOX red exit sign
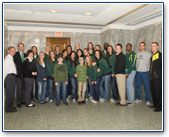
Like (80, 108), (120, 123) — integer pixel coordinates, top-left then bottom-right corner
(55, 32), (62, 37)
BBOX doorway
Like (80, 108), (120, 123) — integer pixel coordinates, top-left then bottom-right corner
(46, 37), (70, 52)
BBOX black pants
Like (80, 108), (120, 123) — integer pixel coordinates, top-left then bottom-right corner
(5, 74), (16, 111)
(31, 78), (38, 100)
(24, 78), (34, 106)
(150, 80), (162, 111)
(16, 77), (25, 104)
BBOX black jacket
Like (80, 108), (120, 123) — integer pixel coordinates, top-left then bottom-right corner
(36, 61), (48, 82)
(114, 52), (126, 74)
(13, 51), (27, 78)
(150, 51), (162, 81)
(22, 58), (37, 78)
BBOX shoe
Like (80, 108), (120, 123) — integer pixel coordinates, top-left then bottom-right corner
(82, 101), (86, 104)
(85, 98), (88, 102)
(149, 105), (156, 108)
(78, 101), (82, 105)
(72, 99), (76, 102)
(153, 109), (162, 112)
(56, 103), (59, 107)
(127, 102), (135, 106)
(89, 96), (93, 100)
(40, 102), (44, 104)
(21, 101), (26, 105)
(67, 98), (70, 102)
(50, 99), (53, 103)
(26, 104), (35, 107)
(64, 102), (68, 106)
(45, 97), (49, 101)
(135, 99), (142, 103)
(91, 99), (94, 103)
(115, 102), (120, 105)
(12, 107), (16, 109)
(99, 98), (103, 101)
(146, 102), (150, 106)
(110, 98), (115, 103)
(43, 101), (47, 103)
(116, 103), (126, 106)
(92, 100), (98, 104)
(6, 109), (17, 113)
(17, 104), (22, 108)
(100, 98), (104, 102)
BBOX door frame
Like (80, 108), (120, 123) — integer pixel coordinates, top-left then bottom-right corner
(46, 37), (71, 46)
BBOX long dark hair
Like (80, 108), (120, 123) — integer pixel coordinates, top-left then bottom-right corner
(66, 45), (72, 54)
(106, 45), (116, 57)
(48, 51), (56, 64)
(70, 51), (77, 67)
(87, 42), (95, 51)
(94, 50), (109, 64)
(76, 49), (84, 59)
(31, 46), (38, 55)
(62, 49), (68, 61)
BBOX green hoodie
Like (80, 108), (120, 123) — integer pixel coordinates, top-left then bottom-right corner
(87, 64), (97, 81)
(67, 60), (76, 77)
(108, 53), (116, 74)
(46, 59), (57, 76)
(98, 57), (111, 75)
(125, 51), (137, 75)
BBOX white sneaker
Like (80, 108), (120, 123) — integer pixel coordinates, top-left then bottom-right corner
(85, 98), (88, 102)
(92, 100), (98, 104)
(72, 99), (76, 102)
(89, 96), (93, 100)
(100, 98), (104, 102)
(50, 99), (53, 103)
(99, 98), (103, 101)
(91, 99), (94, 102)
(110, 98), (115, 103)
(67, 98), (70, 102)
(135, 99), (142, 103)
(146, 102), (150, 106)
(128, 102), (135, 106)
(45, 97), (49, 101)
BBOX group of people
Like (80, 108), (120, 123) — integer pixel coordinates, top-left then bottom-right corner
(4, 41), (162, 113)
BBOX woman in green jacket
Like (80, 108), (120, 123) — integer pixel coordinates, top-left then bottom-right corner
(95, 50), (111, 102)
(107, 45), (119, 102)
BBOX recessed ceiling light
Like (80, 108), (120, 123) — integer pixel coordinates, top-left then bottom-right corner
(50, 10), (57, 13)
(85, 13), (91, 16)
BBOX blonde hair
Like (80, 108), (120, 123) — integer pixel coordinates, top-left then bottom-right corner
(37, 52), (45, 65)
(85, 55), (94, 67)
(74, 43), (80, 52)
(44, 45), (51, 54)
(54, 45), (61, 54)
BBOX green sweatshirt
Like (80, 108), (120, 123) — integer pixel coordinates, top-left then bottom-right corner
(108, 53), (116, 74)
(54, 63), (68, 82)
(67, 60), (76, 77)
(46, 59), (56, 76)
(63, 58), (67, 65)
(101, 50), (107, 58)
(76, 64), (87, 82)
(44, 54), (49, 62)
(33, 54), (39, 62)
(98, 57), (111, 75)
(125, 51), (137, 75)
(87, 64), (97, 81)
(55, 53), (61, 59)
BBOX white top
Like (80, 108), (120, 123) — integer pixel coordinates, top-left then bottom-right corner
(136, 51), (152, 72)
(42, 64), (45, 68)
(4, 54), (17, 79)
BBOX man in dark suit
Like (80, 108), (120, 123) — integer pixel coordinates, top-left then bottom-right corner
(13, 43), (27, 107)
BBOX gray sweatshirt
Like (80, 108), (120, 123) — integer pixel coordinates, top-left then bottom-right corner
(136, 51), (151, 72)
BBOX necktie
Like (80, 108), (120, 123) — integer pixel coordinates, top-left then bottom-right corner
(21, 53), (24, 63)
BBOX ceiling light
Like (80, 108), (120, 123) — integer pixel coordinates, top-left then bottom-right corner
(50, 10), (57, 13)
(85, 13), (91, 16)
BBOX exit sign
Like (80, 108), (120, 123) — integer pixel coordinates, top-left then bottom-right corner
(55, 32), (62, 37)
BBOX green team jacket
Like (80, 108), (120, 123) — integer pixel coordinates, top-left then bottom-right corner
(46, 59), (57, 76)
(101, 50), (107, 58)
(87, 64), (97, 81)
(125, 51), (137, 75)
(98, 57), (111, 75)
(33, 54), (39, 62)
(108, 53), (116, 74)
(67, 60), (76, 77)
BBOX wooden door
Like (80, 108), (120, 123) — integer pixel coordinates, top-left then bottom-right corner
(46, 38), (70, 53)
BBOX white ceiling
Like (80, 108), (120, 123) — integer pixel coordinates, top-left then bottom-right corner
(4, 3), (163, 31)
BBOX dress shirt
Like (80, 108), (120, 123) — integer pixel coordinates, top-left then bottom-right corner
(4, 54), (17, 79)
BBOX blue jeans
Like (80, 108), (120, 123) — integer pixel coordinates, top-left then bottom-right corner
(47, 79), (55, 100)
(67, 76), (72, 97)
(110, 76), (119, 100)
(135, 71), (151, 102)
(85, 77), (92, 98)
(69, 77), (78, 100)
(45, 78), (49, 98)
(99, 74), (111, 100)
(93, 77), (102, 101)
(55, 82), (67, 103)
(125, 69), (136, 103)
(37, 81), (47, 103)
